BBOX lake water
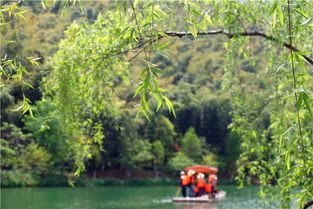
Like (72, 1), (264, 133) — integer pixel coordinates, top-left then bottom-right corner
(1, 185), (281, 209)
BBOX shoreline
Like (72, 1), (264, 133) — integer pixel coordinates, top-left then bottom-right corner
(1, 176), (237, 188)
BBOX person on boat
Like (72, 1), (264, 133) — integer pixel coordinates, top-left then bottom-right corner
(195, 173), (206, 196)
(205, 180), (215, 197)
(187, 169), (195, 197)
(208, 173), (218, 185)
(207, 174), (218, 196)
(180, 171), (188, 197)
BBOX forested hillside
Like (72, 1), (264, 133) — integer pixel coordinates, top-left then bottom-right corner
(1, 1), (240, 183)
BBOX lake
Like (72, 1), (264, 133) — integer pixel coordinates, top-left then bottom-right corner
(1, 185), (281, 209)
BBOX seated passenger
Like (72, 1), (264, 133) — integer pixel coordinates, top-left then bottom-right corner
(196, 173), (206, 196)
(207, 174), (218, 196)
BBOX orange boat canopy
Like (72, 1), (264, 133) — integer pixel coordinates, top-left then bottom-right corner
(185, 165), (218, 174)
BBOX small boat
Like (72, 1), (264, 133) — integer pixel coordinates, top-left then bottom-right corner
(172, 191), (226, 203)
(173, 165), (226, 203)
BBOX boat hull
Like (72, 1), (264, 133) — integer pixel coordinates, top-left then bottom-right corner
(172, 191), (226, 203)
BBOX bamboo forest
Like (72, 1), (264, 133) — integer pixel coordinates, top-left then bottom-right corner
(1, 0), (312, 209)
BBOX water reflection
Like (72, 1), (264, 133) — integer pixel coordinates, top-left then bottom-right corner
(174, 202), (217, 209)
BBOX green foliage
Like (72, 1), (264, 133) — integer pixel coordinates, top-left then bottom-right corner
(223, 1), (313, 207)
(167, 152), (195, 172)
(152, 140), (165, 166)
(221, 131), (241, 179)
(1, 170), (36, 187)
(127, 140), (154, 169)
(23, 98), (70, 165)
(36, 176), (72, 187)
(181, 127), (203, 162)
(0, 123), (51, 186)
(151, 115), (176, 150)
(44, 11), (136, 173)
(201, 152), (218, 168)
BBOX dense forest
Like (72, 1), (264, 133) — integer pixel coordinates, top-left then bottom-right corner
(1, 1), (241, 183)
(1, 0), (312, 208)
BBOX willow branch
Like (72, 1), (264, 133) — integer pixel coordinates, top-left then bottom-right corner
(94, 29), (313, 66)
(159, 30), (313, 65)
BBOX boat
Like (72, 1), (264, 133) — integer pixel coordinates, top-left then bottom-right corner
(172, 165), (226, 203)
(172, 191), (226, 202)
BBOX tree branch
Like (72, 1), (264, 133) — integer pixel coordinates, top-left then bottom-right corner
(159, 30), (313, 66)
(92, 29), (313, 66)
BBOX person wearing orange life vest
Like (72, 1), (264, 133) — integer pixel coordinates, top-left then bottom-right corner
(196, 173), (206, 196)
(208, 173), (218, 184)
(187, 169), (195, 197)
(208, 174), (218, 195)
(180, 171), (188, 197)
(205, 181), (214, 193)
(205, 179), (215, 197)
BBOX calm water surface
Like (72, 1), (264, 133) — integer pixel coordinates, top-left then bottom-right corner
(1, 185), (280, 209)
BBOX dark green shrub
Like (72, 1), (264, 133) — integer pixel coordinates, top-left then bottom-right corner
(37, 176), (69, 187)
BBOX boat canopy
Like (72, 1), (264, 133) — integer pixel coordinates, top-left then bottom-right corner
(185, 165), (218, 174)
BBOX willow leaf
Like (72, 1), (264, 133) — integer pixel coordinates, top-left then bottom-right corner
(163, 96), (176, 117)
(293, 8), (309, 18)
(303, 93), (313, 118)
(155, 40), (173, 50)
(277, 5), (284, 25)
(268, 0), (278, 16)
(297, 92), (303, 110)
(300, 17), (313, 26)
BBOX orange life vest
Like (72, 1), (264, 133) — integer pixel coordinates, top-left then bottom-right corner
(194, 186), (199, 194)
(187, 174), (194, 184)
(205, 183), (214, 193)
(180, 175), (188, 186)
(196, 177), (205, 188)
